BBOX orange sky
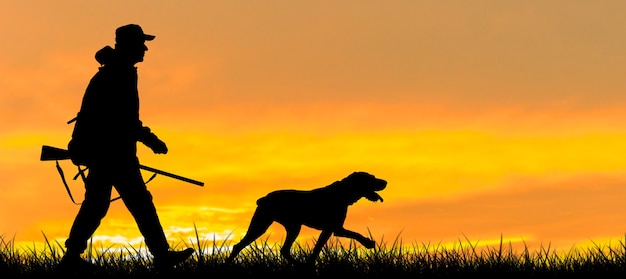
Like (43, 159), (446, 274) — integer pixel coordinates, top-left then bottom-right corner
(3, 1), (626, 254)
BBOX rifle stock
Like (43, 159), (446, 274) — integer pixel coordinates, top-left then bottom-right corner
(40, 145), (204, 187)
(41, 145), (71, 161)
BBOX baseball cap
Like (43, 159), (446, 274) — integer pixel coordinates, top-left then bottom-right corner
(115, 24), (155, 45)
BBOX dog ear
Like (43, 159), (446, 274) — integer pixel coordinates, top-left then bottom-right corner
(342, 172), (359, 183)
(346, 171), (370, 180)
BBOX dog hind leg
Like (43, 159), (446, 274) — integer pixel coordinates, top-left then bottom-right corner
(227, 208), (274, 262)
(280, 224), (301, 264)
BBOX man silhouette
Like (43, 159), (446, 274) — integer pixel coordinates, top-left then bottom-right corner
(58, 24), (193, 271)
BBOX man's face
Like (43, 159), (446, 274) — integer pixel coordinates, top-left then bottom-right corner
(118, 43), (148, 64)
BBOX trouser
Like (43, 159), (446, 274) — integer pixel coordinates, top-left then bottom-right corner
(64, 157), (170, 257)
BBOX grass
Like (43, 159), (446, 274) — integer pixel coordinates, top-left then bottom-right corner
(1, 232), (626, 278)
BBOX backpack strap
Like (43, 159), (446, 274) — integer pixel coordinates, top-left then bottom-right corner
(67, 115), (78, 124)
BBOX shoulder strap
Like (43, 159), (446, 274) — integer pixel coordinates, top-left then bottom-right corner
(55, 160), (80, 205)
(54, 159), (156, 205)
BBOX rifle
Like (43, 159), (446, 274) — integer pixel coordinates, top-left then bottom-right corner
(41, 145), (204, 204)
(41, 145), (204, 186)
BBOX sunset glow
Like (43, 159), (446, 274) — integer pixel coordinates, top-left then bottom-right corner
(3, 1), (626, 255)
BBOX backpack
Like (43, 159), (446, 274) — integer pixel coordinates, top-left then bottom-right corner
(66, 114), (91, 166)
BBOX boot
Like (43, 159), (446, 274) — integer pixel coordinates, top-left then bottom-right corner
(56, 252), (97, 274)
(153, 248), (194, 270)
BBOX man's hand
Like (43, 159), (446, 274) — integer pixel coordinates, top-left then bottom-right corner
(139, 127), (168, 154)
(149, 138), (168, 154)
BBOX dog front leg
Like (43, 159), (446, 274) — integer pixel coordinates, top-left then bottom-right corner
(307, 230), (332, 264)
(334, 228), (375, 248)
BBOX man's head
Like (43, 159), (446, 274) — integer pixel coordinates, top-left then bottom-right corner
(114, 24), (155, 64)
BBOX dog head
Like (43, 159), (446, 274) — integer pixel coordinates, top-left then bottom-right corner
(339, 171), (387, 204)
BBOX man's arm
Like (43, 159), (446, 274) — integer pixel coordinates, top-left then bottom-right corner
(138, 127), (168, 154)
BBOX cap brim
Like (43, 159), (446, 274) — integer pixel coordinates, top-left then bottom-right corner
(145, 34), (155, 41)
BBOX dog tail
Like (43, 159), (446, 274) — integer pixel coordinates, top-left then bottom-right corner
(256, 196), (269, 206)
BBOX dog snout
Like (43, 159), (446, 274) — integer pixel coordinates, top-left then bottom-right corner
(374, 179), (387, 191)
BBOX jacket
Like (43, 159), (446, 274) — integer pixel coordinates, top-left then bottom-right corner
(69, 46), (159, 166)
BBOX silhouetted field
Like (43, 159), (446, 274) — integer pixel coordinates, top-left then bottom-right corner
(2, 232), (626, 278)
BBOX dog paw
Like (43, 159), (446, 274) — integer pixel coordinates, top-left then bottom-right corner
(363, 239), (376, 249)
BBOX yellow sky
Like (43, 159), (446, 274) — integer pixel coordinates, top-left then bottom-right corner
(3, 1), (626, 254)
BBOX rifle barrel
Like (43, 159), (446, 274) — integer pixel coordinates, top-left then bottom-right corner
(139, 164), (204, 187)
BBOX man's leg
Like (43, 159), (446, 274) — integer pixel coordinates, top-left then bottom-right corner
(114, 165), (169, 255)
(114, 163), (193, 268)
(64, 167), (113, 257)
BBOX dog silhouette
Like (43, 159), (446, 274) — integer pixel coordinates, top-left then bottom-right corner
(227, 171), (387, 264)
